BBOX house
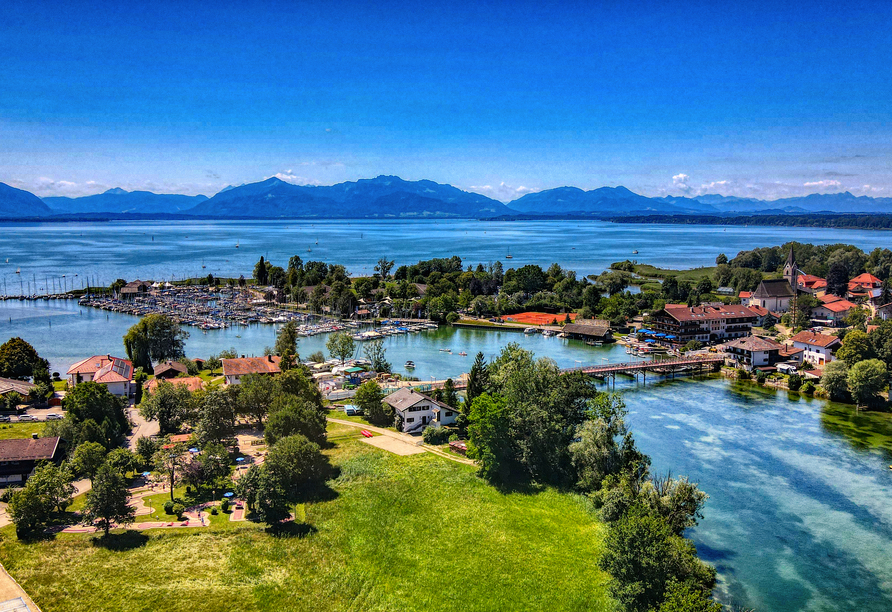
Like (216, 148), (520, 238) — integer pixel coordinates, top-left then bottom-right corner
(722, 336), (785, 370)
(738, 291), (752, 300)
(191, 357), (206, 370)
(746, 305), (777, 328)
(221, 355), (281, 385)
(748, 279), (797, 312)
(790, 331), (841, 366)
(873, 303), (892, 321)
(383, 387), (457, 433)
(561, 319), (613, 343)
(650, 304), (756, 345)
(811, 298), (858, 326)
(796, 274), (826, 294)
(153, 360), (189, 379)
(0, 377), (37, 402)
(0, 436), (65, 485)
(120, 280), (151, 300)
(66, 355), (134, 396)
(143, 376), (205, 394)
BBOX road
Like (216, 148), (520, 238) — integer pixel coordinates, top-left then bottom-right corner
(327, 417), (475, 466)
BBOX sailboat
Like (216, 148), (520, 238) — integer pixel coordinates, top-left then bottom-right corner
(235, 240), (240, 248)
(505, 247), (513, 259)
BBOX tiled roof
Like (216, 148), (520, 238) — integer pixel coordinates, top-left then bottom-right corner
(0, 437), (60, 462)
(144, 376), (205, 394)
(154, 361), (188, 377)
(849, 273), (882, 287)
(93, 357), (133, 383)
(752, 279), (796, 299)
(660, 304), (755, 322)
(0, 377), (37, 395)
(67, 354), (124, 375)
(724, 336), (783, 352)
(747, 305), (770, 317)
(222, 355), (281, 377)
(738, 291), (752, 299)
(790, 331), (841, 348)
(383, 387), (451, 411)
(821, 300), (857, 313)
(797, 274), (825, 287)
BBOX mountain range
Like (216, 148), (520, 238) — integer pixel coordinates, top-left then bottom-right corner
(1, 176), (892, 219)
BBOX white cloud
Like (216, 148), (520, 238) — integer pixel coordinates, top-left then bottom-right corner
(803, 179), (842, 189)
(270, 172), (322, 186)
(467, 182), (539, 202)
(671, 173), (693, 194)
(858, 184), (885, 193)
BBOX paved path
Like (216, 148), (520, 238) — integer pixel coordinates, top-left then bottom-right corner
(0, 562), (41, 611)
(127, 406), (159, 450)
(327, 418), (475, 466)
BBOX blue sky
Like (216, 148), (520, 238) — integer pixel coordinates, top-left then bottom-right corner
(1, 0), (890, 201)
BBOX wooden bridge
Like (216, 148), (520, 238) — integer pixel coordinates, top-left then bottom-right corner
(563, 354), (725, 384)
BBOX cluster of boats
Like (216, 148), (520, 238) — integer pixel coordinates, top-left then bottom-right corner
(352, 322), (438, 341)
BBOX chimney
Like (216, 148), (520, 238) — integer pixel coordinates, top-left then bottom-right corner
(31, 432), (38, 439)
(268, 355), (273, 362)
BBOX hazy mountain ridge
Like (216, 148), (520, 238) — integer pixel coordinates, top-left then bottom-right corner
(0, 182), (54, 217)
(44, 188), (208, 215)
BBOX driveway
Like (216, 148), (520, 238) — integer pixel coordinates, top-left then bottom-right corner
(327, 417), (474, 465)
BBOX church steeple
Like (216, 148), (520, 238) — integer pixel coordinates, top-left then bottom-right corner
(783, 245), (798, 289)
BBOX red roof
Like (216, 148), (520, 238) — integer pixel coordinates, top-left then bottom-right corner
(67, 354), (128, 375)
(849, 273), (882, 287)
(821, 300), (857, 313)
(797, 274), (825, 288)
(222, 355), (282, 377)
(790, 331), (841, 348)
(144, 377), (205, 394)
(738, 291), (752, 299)
(93, 357), (133, 383)
(748, 305), (770, 317)
(0, 437), (61, 462)
(660, 304), (755, 322)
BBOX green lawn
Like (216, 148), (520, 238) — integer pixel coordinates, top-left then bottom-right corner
(0, 432), (613, 611)
(631, 263), (717, 283)
(0, 422), (45, 440)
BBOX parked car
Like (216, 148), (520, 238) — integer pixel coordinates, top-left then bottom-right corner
(17, 414), (38, 422)
(45, 413), (64, 421)
(0, 415), (10, 423)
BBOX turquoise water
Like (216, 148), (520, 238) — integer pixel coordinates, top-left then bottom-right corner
(3, 300), (892, 609)
(2, 219), (892, 293)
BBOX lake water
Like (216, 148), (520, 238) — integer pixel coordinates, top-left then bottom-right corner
(3, 219), (892, 610)
(2, 219), (891, 292)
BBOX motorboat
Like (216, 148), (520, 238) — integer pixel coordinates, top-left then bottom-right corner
(405, 361), (415, 369)
(523, 327), (537, 334)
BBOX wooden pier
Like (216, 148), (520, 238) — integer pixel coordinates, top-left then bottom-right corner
(563, 354), (725, 385)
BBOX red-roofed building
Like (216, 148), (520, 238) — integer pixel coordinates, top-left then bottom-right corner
(67, 354), (134, 396)
(650, 304), (756, 345)
(144, 376), (205, 395)
(790, 331), (841, 365)
(811, 299), (859, 325)
(222, 355), (281, 385)
(849, 273), (882, 288)
(738, 291), (752, 300)
(746, 305), (777, 327)
(0, 436), (65, 485)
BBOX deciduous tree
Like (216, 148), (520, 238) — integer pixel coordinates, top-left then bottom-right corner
(0, 337), (49, 380)
(82, 463), (135, 537)
(326, 331), (355, 364)
(847, 359), (887, 406)
(138, 380), (196, 433)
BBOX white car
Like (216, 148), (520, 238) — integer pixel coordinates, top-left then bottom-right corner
(17, 414), (38, 422)
(45, 413), (64, 421)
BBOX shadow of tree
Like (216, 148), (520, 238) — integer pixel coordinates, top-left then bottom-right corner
(267, 521), (318, 538)
(90, 529), (149, 551)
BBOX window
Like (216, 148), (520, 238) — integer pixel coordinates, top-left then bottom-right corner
(407, 417), (415, 423)
(445, 411), (453, 417)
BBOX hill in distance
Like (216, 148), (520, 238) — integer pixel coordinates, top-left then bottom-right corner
(186, 175), (513, 218)
(0, 182), (53, 217)
(44, 188), (208, 215)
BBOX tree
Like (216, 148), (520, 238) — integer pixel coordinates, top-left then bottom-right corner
(253, 466), (292, 527)
(599, 510), (716, 612)
(82, 463), (135, 537)
(274, 320), (300, 359)
(354, 380), (389, 425)
(265, 434), (321, 497)
(836, 330), (875, 367)
(135, 436), (161, 470)
(278, 367), (324, 408)
(375, 258), (395, 279)
(642, 474), (709, 536)
(153, 445), (186, 502)
(205, 354), (222, 375)
(8, 483), (53, 537)
(326, 332), (355, 364)
(363, 339), (391, 373)
(62, 381), (129, 448)
(27, 462), (75, 513)
(658, 580), (723, 612)
(847, 359), (887, 406)
(467, 393), (513, 482)
(715, 253), (728, 265)
(826, 262), (850, 297)
(254, 256), (269, 285)
(265, 396), (327, 445)
(442, 378), (458, 408)
(195, 387), (238, 445)
(73, 441), (109, 484)
(0, 337), (49, 380)
(238, 374), (280, 427)
(105, 448), (137, 476)
(821, 360), (849, 400)
(124, 314), (189, 370)
(138, 380), (196, 434)
(466, 352), (490, 405)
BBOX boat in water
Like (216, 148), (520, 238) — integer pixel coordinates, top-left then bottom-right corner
(405, 360), (415, 369)
(523, 327), (537, 334)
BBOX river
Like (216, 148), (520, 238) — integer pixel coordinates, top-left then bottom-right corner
(2, 219), (891, 292)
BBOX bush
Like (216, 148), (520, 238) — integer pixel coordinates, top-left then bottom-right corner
(0, 486), (19, 503)
(801, 381), (816, 394)
(787, 373), (803, 391)
(446, 312), (460, 324)
(163, 500), (175, 514)
(210, 507), (219, 515)
(172, 503), (185, 519)
(736, 368), (751, 380)
(221, 498), (230, 512)
(422, 426), (452, 444)
(755, 370), (767, 384)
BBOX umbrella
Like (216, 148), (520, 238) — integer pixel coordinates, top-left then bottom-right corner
(666, 335), (677, 339)
(645, 339), (656, 343)
(223, 492), (234, 498)
(236, 457), (245, 463)
(655, 333), (666, 337)
(189, 447), (199, 453)
(142, 471), (152, 477)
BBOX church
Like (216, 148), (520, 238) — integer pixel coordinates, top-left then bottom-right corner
(746, 247), (800, 312)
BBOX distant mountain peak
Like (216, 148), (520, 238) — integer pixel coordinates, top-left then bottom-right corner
(103, 187), (128, 195)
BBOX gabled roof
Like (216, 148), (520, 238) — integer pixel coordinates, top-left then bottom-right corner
(738, 291), (752, 299)
(154, 361), (189, 377)
(0, 437), (60, 462)
(659, 304), (755, 322)
(67, 354), (124, 375)
(724, 336), (783, 352)
(383, 387), (452, 412)
(849, 273), (882, 287)
(0, 377), (37, 396)
(797, 274), (825, 287)
(747, 305), (771, 317)
(93, 357), (133, 383)
(144, 376), (205, 394)
(222, 355), (281, 377)
(820, 300), (857, 313)
(752, 279), (795, 299)
(790, 331), (841, 348)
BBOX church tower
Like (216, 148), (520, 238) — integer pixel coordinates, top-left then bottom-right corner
(783, 245), (798, 290)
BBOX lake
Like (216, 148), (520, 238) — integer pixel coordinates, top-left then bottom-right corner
(2, 218), (891, 293)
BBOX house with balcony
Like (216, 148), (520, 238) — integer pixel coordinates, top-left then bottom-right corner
(790, 331), (841, 366)
(649, 304), (756, 346)
(383, 387), (457, 433)
(66, 355), (134, 396)
(721, 336), (786, 370)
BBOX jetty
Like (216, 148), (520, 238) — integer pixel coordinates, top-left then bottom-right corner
(563, 354), (724, 384)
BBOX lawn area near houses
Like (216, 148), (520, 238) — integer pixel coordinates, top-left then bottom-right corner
(0, 422), (45, 440)
(0, 427), (613, 612)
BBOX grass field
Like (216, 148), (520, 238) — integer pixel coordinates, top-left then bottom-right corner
(0, 422), (45, 440)
(632, 263), (717, 283)
(0, 424), (613, 611)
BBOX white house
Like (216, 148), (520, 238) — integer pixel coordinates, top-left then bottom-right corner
(383, 387), (457, 433)
(66, 355), (134, 396)
(221, 355), (281, 385)
(790, 331), (841, 366)
(748, 279), (796, 312)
